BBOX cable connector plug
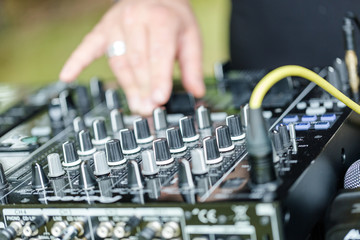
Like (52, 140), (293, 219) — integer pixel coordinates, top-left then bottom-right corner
(246, 108), (276, 184)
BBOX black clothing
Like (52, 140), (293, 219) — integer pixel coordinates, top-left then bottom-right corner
(230, 0), (360, 69)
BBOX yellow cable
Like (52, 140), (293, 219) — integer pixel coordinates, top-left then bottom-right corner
(249, 65), (360, 115)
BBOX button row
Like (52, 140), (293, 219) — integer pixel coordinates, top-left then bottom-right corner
(283, 113), (336, 124)
(296, 100), (346, 111)
(294, 121), (332, 131)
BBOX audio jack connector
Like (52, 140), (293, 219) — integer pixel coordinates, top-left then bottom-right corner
(22, 215), (48, 237)
(246, 108), (276, 185)
(343, 17), (360, 102)
(62, 220), (85, 240)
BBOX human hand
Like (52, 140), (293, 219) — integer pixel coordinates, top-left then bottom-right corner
(59, 0), (205, 115)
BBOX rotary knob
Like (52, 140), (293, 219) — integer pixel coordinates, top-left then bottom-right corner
(90, 77), (105, 104)
(225, 115), (245, 140)
(75, 86), (91, 115)
(141, 150), (159, 176)
(78, 161), (97, 189)
(271, 130), (284, 155)
(110, 109), (125, 133)
(190, 149), (208, 175)
(119, 129), (141, 155)
(203, 136), (223, 164)
(48, 98), (63, 128)
(215, 125), (234, 152)
(77, 130), (96, 156)
(62, 141), (81, 167)
(179, 116), (199, 142)
(153, 107), (168, 131)
(105, 89), (122, 110)
(0, 163), (8, 190)
(93, 151), (111, 176)
(59, 90), (77, 124)
(133, 118), (154, 144)
(105, 139), (127, 166)
(32, 162), (49, 189)
(73, 116), (86, 133)
(240, 104), (249, 128)
(166, 127), (187, 153)
(47, 153), (65, 178)
(178, 159), (194, 189)
(278, 124), (291, 148)
(127, 160), (144, 189)
(288, 123), (298, 154)
(196, 106), (212, 129)
(92, 118), (111, 145)
(333, 58), (350, 95)
(153, 138), (174, 166)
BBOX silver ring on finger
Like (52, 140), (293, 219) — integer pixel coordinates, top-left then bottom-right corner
(107, 41), (126, 58)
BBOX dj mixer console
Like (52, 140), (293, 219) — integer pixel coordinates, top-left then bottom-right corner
(0, 64), (359, 240)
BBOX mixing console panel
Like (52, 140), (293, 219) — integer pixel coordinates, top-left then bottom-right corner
(0, 74), (359, 240)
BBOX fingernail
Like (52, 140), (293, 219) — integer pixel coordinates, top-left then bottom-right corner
(152, 89), (167, 104)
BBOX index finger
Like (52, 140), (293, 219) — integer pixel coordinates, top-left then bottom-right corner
(59, 28), (107, 82)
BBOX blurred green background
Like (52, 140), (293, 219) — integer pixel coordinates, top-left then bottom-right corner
(0, 0), (230, 85)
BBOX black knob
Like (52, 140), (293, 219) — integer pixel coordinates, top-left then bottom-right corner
(110, 109), (125, 133)
(120, 129), (140, 155)
(153, 138), (174, 165)
(166, 127), (187, 153)
(62, 141), (81, 167)
(141, 150), (159, 176)
(178, 159), (195, 189)
(153, 107), (168, 131)
(47, 153), (65, 178)
(105, 89), (122, 110)
(93, 151), (111, 176)
(127, 160), (144, 189)
(226, 115), (245, 140)
(179, 116), (199, 142)
(78, 130), (96, 156)
(90, 77), (105, 105)
(78, 161), (97, 189)
(215, 125), (234, 152)
(75, 86), (91, 115)
(0, 226), (16, 240)
(73, 116), (86, 133)
(196, 106), (212, 129)
(271, 130), (284, 155)
(133, 118), (153, 144)
(31, 163), (49, 189)
(0, 163), (8, 190)
(59, 90), (77, 125)
(203, 136), (222, 164)
(92, 118), (110, 145)
(105, 139), (126, 166)
(278, 124), (291, 148)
